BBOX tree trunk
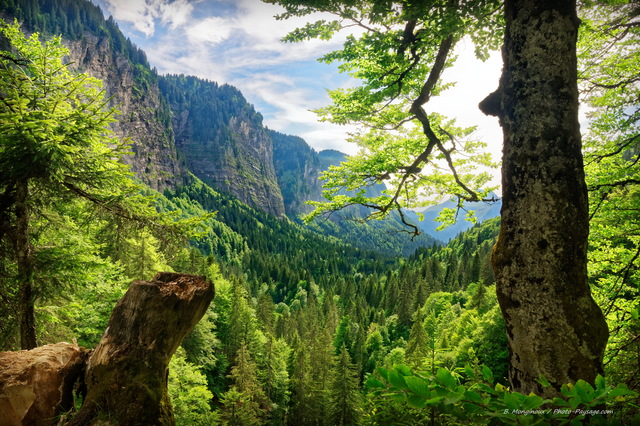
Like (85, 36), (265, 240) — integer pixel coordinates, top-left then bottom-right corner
(481, 0), (609, 396)
(15, 179), (36, 350)
(68, 272), (215, 426)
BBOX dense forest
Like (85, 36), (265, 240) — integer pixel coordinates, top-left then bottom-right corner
(0, 0), (639, 425)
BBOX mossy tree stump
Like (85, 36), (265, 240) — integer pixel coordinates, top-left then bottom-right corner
(69, 272), (214, 426)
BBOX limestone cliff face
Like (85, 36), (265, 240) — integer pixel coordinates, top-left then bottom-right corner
(64, 34), (185, 191)
(160, 75), (285, 217)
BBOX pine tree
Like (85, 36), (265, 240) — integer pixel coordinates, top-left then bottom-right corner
(405, 312), (429, 368)
(327, 345), (362, 426)
(222, 341), (268, 425)
(333, 315), (352, 355)
(289, 334), (319, 425)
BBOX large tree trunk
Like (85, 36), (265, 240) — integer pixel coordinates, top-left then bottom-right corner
(15, 179), (36, 350)
(481, 0), (608, 396)
(68, 272), (214, 426)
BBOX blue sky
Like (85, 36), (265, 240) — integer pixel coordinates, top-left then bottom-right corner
(88, 0), (503, 172)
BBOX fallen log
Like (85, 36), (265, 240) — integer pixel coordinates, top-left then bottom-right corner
(68, 272), (214, 426)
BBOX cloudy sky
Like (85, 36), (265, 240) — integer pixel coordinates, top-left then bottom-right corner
(88, 0), (503, 168)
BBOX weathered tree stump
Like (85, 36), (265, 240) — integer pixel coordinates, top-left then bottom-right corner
(0, 342), (89, 426)
(68, 272), (214, 426)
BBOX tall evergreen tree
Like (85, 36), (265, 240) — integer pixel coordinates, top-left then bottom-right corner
(0, 21), (183, 349)
(327, 345), (362, 426)
(405, 312), (429, 368)
(222, 341), (268, 425)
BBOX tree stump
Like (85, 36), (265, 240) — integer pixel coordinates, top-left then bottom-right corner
(68, 272), (214, 426)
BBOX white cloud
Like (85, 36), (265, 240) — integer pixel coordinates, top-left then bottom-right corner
(103, 0), (157, 36)
(159, 0), (195, 29)
(186, 16), (235, 45)
(102, 0), (195, 37)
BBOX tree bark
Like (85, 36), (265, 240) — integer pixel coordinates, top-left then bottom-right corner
(15, 179), (36, 350)
(481, 0), (609, 396)
(68, 272), (215, 426)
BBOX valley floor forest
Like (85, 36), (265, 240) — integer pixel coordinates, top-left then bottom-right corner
(0, 0), (639, 425)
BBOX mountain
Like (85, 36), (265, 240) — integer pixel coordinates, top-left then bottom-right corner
(271, 136), (385, 218)
(0, 0), (443, 256)
(65, 32), (186, 191)
(271, 143), (440, 255)
(160, 75), (285, 217)
(410, 195), (502, 242)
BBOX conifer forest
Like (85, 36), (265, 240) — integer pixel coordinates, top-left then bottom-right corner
(0, 0), (638, 424)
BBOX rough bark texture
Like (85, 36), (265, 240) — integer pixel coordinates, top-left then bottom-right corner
(482, 0), (608, 396)
(0, 342), (89, 426)
(15, 179), (36, 350)
(68, 272), (215, 426)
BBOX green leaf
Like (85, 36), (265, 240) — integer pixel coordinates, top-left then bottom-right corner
(462, 401), (483, 414)
(436, 368), (457, 390)
(395, 364), (413, 376)
(425, 397), (444, 406)
(377, 367), (389, 382)
(574, 380), (595, 403)
(404, 375), (430, 396)
(608, 383), (634, 398)
(389, 392), (406, 404)
(388, 370), (407, 390)
(482, 365), (494, 384)
(536, 374), (551, 388)
(522, 394), (544, 411)
(407, 394), (428, 408)
(568, 397), (581, 410)
(594, 375), (605, 391)
(463, 390), (483, 403)
(443, 391), (464, 405)
(503, 392), (522, 410)
(365, 377), (385, 390)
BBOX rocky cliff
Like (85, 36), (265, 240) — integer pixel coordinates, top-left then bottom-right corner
(271, 130), (324, 216)
(1, 4), (187, 192)
(65, 33), (185, 191)
(1, 0), (321, 219)
(160, 75), (285, 217)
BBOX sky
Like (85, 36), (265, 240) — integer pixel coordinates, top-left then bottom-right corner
(88, 0), (504, 178)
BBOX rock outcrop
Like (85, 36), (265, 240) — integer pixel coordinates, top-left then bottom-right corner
(0, 273), (214, 426)
(0, 342), (89, 426)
